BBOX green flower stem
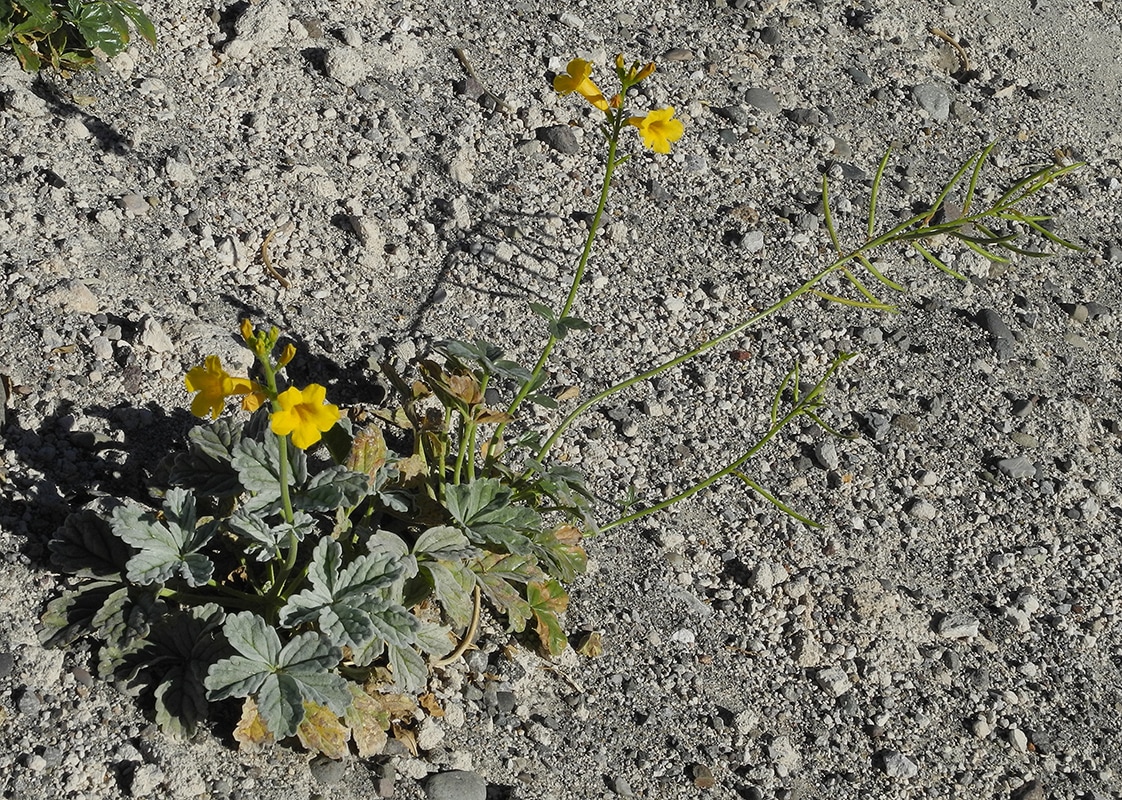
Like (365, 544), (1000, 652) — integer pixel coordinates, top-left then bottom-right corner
(252, 346), (299, 606)
(159, 586), (263, 612)
(465, 375), (490, 482)
(533, 258), (850, 466)
(452, 413), (468, 485)
(598, 353), (849, 531)
(488, 105), (630, 461)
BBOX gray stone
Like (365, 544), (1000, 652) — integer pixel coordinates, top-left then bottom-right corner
(138, 317), (173, 353)
(913, 82), (951, 122)
(713, 105), (750, 125)
(309, 755), (347, 785)
(118, 194), (150, 215)
(1012, 779), (1045, 800)
(1009, 727), (1029, 753)
(128, 763), (165, 797)
(45, 279), (100, 314)
(537, 125), (580, 154)
(813, 666), (852, 697)
(880, 750), (919, 779)
(906, 499), (938, 521)
(424, 770), (486, 800)
(609, 776), (635, 796)
(997, 455), (1036, 480)
(740, 230), (765, 252)
(232, 0), (290, 52)
(348, 215), (385, 250)
(813, 440), (839, 470)
(976, 308), (1016, 358)
(937, 612), (980, 639)
(324, 47), (369, 87)
(742, 88), (780, 114)
(786, 107), (824, 126)
(91, 336), (114, 361)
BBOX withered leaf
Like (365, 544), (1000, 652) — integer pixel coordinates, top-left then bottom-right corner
(555, 385), (580, 402)
(418, 693), (444, 718)
(233, 697), (274, 750)
(575, 630), (603, 658)
(297, 701), (351, 760)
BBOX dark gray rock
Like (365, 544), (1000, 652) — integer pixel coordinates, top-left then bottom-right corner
(976, 308), (1016, 358)
(537, 125), (580, 154)
(913, 82), (952, 121)
(309, 755), (346, 785)
(424, 770), (487, 800)
(742, 88), (780, 114)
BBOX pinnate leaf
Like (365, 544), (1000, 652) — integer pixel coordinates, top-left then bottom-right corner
(293, 466), (369, 512)
(387, 642), (428, 693)
(414, 525), (477, 561)
(279, 538), (404, 649)
(227, 510), (315, 562)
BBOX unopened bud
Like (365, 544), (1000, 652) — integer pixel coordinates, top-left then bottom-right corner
(277, 342), (297, 368)
(240, 318), (254, 343)
(635, 62), (656, 82)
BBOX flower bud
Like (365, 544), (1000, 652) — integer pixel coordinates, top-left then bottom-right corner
(240, 318), (255, 344)
(634, 62), (656, 82)
(277, 342), (297, 368)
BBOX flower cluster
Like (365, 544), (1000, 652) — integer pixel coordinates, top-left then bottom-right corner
(184, 321), (340, 450)
(552, 55), (684, 154)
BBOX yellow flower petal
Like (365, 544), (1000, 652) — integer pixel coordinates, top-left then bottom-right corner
(270, 384), (341, 450)
(185, 355), (249, 419)
(553, 58), (610, 112)
(627, 107), (684, 154)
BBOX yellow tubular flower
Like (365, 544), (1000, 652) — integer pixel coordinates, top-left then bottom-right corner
(553, 58), (610, 112)
(627, 107), (685, 154)
(270, 384), (341, 450)
(185, 355), (254, 419)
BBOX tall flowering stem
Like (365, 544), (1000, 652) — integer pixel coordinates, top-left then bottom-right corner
(489, 58), (658, 459)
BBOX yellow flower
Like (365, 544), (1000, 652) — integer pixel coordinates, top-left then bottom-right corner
(627, 107), (684, 154)
(270, 384), (340, 450)
(553, 58), (610, 113)
(185, 355), (255, 419)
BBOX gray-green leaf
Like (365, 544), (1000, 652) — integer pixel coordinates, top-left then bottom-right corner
(278, 539), (404, 649)
(49, 509), (133, 579)
(293, 466), (369, 512)
(111, 488), (215, 586)
(205, 611), (350, 739)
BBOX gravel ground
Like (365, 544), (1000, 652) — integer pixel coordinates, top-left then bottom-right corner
(2, 0), (1122, 798)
